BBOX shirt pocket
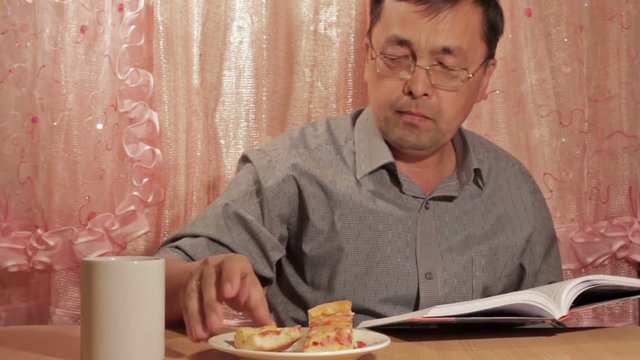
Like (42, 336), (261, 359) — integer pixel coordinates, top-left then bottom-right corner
(472, 243), (523, 299)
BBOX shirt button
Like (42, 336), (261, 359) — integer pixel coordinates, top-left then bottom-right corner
(424, 201), (430, 210)
(424, 272), (433, 280)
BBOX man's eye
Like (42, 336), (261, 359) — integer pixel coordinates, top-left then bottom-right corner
(436, 62), (456, 70)
(381, 54), (412, 67)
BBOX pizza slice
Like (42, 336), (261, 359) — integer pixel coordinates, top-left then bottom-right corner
(303, 300), (354, 352)
(234, 324), (302, 352)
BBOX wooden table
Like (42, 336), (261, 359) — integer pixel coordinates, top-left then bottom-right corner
(0, 325), (639, 359)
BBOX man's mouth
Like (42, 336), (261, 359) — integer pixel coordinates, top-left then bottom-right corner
(396, 110), (432, 123)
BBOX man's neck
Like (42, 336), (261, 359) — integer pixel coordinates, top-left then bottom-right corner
(392, 141), (457, 196)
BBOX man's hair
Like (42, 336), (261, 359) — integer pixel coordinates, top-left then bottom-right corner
(367, 0), (504, 60)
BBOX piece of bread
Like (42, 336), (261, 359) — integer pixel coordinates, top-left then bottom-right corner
(303, 300), (354, 352)
(234, 325), (302, 352)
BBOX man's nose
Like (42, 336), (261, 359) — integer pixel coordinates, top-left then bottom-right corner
(402, 66), (433, 99)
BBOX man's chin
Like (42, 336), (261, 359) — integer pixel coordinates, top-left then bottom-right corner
(385, 137), (438, 157)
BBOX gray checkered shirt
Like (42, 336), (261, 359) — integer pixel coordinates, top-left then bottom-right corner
(157, 107), (562, 326)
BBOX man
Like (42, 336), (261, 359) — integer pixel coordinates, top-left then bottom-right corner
(157, 0), (562, 341)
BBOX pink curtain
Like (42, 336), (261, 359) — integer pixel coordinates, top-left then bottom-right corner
(0, 0), (638, 326)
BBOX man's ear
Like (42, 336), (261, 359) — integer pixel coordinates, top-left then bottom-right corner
(475, 58), (497, 103)
(363, 38), (372, 82)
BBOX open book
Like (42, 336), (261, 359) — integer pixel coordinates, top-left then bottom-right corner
(358, 274), (640, 329)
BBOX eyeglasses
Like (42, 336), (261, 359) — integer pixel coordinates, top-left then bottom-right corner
(369, 44), (488, 90)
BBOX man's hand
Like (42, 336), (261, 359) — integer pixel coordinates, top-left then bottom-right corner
(166, 255), (273, 341)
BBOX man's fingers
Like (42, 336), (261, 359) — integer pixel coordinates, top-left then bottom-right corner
(245, 275), (274, 325)
(181, 305), (191, 339)
(218, 255), (253, 299)
(218, 256), (273, 325)
(184, 254), (271, 336)
(225, 277), (273, 325)
(201, 259), (224, 331)
(235, 275), (251, 306)
(182, 272), (207, 341)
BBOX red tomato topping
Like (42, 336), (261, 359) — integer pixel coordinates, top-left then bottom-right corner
(259, 329), (282, 336)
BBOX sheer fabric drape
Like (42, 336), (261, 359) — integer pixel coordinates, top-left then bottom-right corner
(0, 0), (638, 325)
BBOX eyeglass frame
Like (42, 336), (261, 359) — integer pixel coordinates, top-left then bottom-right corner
(368, 41), (489, 90)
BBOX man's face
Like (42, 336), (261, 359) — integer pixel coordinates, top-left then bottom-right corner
(364, 0), (496, 158)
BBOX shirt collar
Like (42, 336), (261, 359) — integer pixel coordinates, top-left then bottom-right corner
(354, 107), (395, 180)
(354, 107), (484, 190)
(452, 127), (485, 190)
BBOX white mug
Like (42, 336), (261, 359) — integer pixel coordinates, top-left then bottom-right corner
(81, 256), (165, 360)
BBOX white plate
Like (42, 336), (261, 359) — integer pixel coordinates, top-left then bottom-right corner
(208, 328), (390, 360)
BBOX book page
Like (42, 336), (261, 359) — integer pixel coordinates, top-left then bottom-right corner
(365, 316), (564, 329)
(529, 275), (640, 313)
(561, 275), (640, 313)
(423, 290), (561, 318)
(358, 289), (561, 328)
(523, 278), (582, 307)
(358, 275), (640, 329)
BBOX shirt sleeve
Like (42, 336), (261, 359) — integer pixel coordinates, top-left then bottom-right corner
(519, 174), (564, 288)
(155, 149), (298, 285)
